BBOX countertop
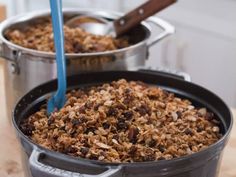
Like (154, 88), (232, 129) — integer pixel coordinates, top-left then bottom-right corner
(0, 61), (235, 177)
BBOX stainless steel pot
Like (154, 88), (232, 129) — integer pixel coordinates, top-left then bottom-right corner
(0, 8), (174, 118)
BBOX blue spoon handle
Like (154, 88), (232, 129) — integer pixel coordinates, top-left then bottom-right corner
(47, 0), (67, 114)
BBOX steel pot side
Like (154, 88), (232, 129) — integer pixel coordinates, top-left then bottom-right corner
(13, 71), (233, 177)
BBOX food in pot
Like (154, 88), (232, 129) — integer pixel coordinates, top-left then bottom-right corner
(5, 20), (129, 53)
(20, 79), (221, 163)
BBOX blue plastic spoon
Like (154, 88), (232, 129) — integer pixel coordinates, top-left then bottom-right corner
(47, 0), (66, 114)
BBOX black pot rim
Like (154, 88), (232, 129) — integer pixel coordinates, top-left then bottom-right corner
(12, 70), (234, 167)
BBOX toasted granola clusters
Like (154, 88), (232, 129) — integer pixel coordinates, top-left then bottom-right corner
(21, 79), (221, 162)
(5, 20), (129, 53)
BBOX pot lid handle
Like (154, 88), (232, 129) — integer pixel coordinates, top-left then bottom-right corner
(29, 149), (123, 177)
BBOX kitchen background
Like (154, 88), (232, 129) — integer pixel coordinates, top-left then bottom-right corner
(0, 0), (236, 107)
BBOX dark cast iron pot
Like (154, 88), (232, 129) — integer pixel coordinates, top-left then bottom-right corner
(12, 70), (233, 177)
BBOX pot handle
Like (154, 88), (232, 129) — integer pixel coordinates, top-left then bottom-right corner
(146, 16), (175, 48)
(0, 41), (22, 63)
(29, 149), (122, 177)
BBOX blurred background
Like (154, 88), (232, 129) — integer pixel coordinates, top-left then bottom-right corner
(0, 0), (236, 107)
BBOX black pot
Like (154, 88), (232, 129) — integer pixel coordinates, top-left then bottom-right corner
(13, 70), (233, 177)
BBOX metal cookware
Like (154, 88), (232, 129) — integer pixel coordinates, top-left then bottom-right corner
(0, 8), (174, 118)
(66, 0), (176, 37)
(13, 70), (232, 177)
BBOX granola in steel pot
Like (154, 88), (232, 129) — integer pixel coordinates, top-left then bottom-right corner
(5, 20), (129, 53)
(20, 79), (221, 163)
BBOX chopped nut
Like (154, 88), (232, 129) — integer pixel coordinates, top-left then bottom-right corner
(186, 115), (197, 122)
(112, 139), (119, 145)
(95, 142), (111, 149)
(104, 100), (113, 106)
(198, 108), (207, 116)
(212, 126), (220, 132)
(171, 112), (178, 121)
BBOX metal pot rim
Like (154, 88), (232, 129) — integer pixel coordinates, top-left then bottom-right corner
(0, 8), (152, 59)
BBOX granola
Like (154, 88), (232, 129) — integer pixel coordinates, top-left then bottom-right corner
(20, 79), (222, 163)
(5, 20), (129, 53)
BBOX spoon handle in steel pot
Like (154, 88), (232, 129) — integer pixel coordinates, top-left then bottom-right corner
(114, 0), (177, 37)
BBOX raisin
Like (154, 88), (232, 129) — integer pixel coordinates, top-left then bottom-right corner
(205, 112), (214, 120)
(66, 146), (77, 153)
(143, 155), (155, 161)
(21, 124), (35, 136)
(147, 95), (158, 100)
(47, 119), (53, 125)
(122, 111), (133, 120)
(102, 122), (110, 129)
(90, 154), (98, 160)
(112, 134), (119, 140)
(184, 128), (194, 135)
(117, 122), (128, 130)
(74, 42), (83, 53)
(148, 139), (157, 147)
(115, 103), (126, 110)
(80, 147), (89, 155)
(107, 107), (118, 117)
(124, 88), (132, 94)
(72, 119), (81, 126)
(123, 96), (134, 105)
(110, 126), (117, 133)
(128, 127), (139, 144)
(117, 118), (128, 130)
(59, 126), (66, 131)
(158, 145), (165, 153)
(94, 103), (102, 111)
(129, 145), (137, 155)
(197, 126), (203, 133)
(158, 157), (166, 160)
(70, 129), (77, 137)
(85, 127), (96, 134)
(79, 116), (87, 123)
(136, 104), (151, 116)
(79, 106), (86, 114)
(48, 114), (56, 125)
(85, 101), (93, 109)
(67, 97), (77, 106)
(176, 111), (182, 117)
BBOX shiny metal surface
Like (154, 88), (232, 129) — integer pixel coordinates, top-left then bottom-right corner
(66, 15), (115, 36)
(0, 8), (174, 118)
